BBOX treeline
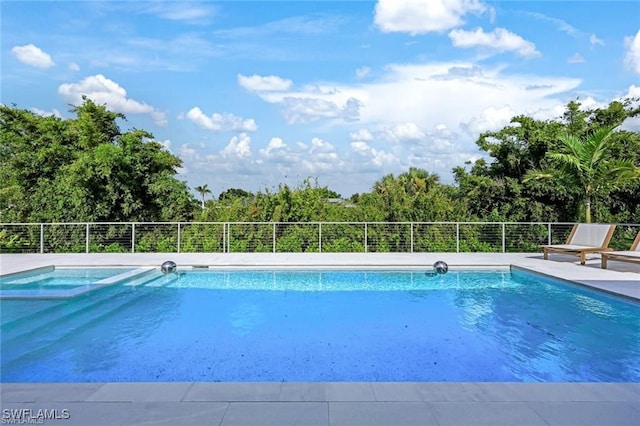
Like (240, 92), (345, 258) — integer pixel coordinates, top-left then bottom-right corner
(2, 98), (639, 228)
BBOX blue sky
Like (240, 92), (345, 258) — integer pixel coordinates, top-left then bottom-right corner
(2, 1), (639, 198)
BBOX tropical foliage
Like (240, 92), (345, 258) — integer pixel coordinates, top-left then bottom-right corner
(2, 99), (638, 234)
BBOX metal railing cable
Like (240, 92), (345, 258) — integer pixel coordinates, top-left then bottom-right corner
(1, 222), (638, 254)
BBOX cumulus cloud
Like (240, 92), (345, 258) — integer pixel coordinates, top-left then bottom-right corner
(374, 0), (489, 35)
(259, 137), (287, 158)
(280, 96), (363, 124)
(185, 107), (257, 132)
(350, 141), (399, 167)
(11, 44), (55, 68)
(349, 128), (374, 141)
(237, 74), (293, 92)
(624, 30), (640, 74)
(449, 27), (540, 58)
(460, 105), (516, 135)
(58, 74), (167, 126)
(384, 122), (426, 143)
(68, 62), (80, 71)
(222, 133), (252, 159)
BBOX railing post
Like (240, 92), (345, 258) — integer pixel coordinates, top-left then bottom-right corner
(410, 222), (414, 253)
(40, 223), (44, 254)
(131, 223), (135, 253)
(86, 223), (90, 253)
(319, 223), (322, 253)
(364, 223), (368, 253)
(456, 222), (460, 253)
(177, 223), (181, 253)
(222, 223), (226, 253)
(548, 223), (552, 245)
(273, 223), (276, 253)
(227, 223), (231, 253)
(502, 222), (506, 253)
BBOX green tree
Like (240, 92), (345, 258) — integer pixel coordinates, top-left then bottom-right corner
(0, 100), (195, 222)
(525, 126), (640, 223)
(194, 184), (212, 211)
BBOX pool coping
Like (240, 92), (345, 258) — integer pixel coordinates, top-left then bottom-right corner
(1, 253), (639, 425)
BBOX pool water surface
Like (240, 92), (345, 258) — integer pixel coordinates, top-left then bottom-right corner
(1, 269), (639, 382)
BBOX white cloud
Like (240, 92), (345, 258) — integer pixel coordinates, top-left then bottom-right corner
(237, 74), (293, 92)
(350, 141), (399, 167)
(626, 84), (640, 98)
(68, 62), (80, 71)
(356, 66), (371, 79)
(259, 137), (287, 158)
(280, 96), (363, 124)
(449, 27), (540, 58)
(624, 30), (640, 74)
(58, 74), (167, 126)
(237, 60), (583, 190)
(244, 61), (581, 136)
(222, 133), (252, 159)
(384, 122), (426, 143)
(11, 44), (55, 68)
(374, 0), (489, 35)
(590, 34), (604, 46)
(620, 85), (640, 131)
(349, 128), (374, 141)
(567, 53), (585, 64)
(461, 105), (516, 135)
(30, 108), (62, 118)
(185, 107), (257, 132)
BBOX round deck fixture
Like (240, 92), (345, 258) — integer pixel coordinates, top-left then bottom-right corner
(433, 260), (448, 274)
(161, 260), (177, 274)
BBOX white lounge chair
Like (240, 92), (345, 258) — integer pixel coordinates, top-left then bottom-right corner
(542, 223), (616, 265)
(601, 231), (640, 270)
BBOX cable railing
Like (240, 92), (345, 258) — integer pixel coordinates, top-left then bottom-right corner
(1, 222), (639, 254)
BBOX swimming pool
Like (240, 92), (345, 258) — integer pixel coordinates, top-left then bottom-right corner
(1, 268), (638, 382)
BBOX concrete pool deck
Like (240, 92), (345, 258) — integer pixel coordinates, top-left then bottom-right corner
(1, 252), (639, 425)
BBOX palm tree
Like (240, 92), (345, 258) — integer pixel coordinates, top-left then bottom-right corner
(525, 126), (640, 223)
(194, 184), (212, 211)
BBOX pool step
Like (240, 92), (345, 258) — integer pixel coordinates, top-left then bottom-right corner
(2, 273), (180, 366)
(0, 270), (161, 331)
(0, 268), (158, 326)
(0, 272), (170, 347)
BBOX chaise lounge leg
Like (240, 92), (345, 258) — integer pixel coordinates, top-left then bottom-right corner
(580, 253), (586, 265)
(601, 256), (608, 269)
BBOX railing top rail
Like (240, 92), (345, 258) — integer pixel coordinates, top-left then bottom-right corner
(1, 221), (639, 226)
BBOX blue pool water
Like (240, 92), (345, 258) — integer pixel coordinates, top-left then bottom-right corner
(1, 268), (639, 382)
